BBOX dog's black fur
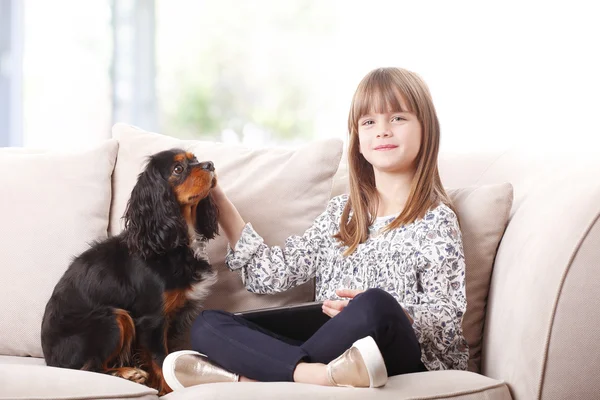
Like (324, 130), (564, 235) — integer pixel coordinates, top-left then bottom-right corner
(41, 149), (219, 394)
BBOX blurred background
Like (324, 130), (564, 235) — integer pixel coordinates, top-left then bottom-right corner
(1, 0), (598, 152)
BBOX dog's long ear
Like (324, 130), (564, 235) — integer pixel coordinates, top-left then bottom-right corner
(195, 194), (219, 240)
(123, 165), (188, 258)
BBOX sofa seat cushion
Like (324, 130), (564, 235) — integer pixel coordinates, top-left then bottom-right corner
(0, 363), (158, 400)
(160, 370), (511, 400)
(0, 355), (45, 366)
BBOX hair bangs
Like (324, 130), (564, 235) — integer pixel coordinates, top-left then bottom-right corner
(352, 70), (414, 124)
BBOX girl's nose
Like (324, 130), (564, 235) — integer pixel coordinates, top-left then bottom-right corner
(377, 127), (392, 138)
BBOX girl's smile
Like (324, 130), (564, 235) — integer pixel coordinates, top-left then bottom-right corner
(374, 144), (398, 151)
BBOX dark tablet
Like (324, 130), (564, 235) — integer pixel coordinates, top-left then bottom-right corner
(234, 301), (330, 342)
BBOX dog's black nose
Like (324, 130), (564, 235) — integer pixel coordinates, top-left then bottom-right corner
(200, 161), (214, 171)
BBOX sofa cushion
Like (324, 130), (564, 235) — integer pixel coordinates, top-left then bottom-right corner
(160, 370), (511, 400)
(446, 184), (513, 373)
(110, 123), (343, 318)
(0, 140), (119, 357)
(0, 363), (157, 400)
(0, 355), (45, 366)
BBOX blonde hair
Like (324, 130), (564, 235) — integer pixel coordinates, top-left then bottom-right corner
(334, 67), (454, 256)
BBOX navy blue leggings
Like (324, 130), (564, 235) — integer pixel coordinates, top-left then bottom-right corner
(190, 288), (425, 382)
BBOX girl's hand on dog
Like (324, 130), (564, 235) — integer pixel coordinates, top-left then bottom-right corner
(322, 288), (364, 318)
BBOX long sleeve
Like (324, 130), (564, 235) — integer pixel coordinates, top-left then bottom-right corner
(403, 211), (469, 370)
(225, 200), (338, 294)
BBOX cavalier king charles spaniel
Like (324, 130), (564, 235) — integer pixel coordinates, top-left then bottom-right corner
(41, 149), (219, 395)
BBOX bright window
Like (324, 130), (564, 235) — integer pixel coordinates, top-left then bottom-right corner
(22, 0), (112, 149)
(4, 1), (599, 153)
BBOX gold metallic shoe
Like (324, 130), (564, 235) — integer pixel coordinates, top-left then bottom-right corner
(326, 336), (388, 388)
(162, 350), (239, 390)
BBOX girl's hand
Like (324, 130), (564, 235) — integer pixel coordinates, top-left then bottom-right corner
(322, 288), (415, 324)
(210, 181), (226, 203)
(208, 182), (246, 246)
(322, 288), (364, 318)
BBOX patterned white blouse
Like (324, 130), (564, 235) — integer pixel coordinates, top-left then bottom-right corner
(225, 194), (469, 371)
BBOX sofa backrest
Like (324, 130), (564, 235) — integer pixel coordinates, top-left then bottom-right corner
(0, 141), (119, 358)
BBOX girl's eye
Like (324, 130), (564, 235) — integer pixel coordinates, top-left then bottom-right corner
(173, 165), (184, 175)
(361, 120), (374, 126)
(392, 116), (405, 122)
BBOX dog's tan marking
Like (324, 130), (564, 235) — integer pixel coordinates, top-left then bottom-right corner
(102, 309), (135, 369)
(138, 347), (172, 395)
(163, 288), (189, 318)
(180, 204), (198, 242)
(174, 167), (212, 205)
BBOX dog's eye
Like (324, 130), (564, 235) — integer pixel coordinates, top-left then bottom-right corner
(173, 165), (184, 175)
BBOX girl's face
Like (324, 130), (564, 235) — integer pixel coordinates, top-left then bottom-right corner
(357, 102), (422, 175)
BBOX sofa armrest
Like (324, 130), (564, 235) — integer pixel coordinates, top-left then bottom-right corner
(482, 169), (600, 400)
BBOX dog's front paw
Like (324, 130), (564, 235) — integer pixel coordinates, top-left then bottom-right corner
(112, 367), (149, 384)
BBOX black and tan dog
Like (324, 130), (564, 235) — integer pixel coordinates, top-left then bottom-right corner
(41, 149), (219, 395)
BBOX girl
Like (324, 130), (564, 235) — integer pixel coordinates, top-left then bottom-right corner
(162, 67), (469, 390)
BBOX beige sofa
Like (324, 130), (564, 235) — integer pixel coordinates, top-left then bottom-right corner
(1, 124), (599, 400)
